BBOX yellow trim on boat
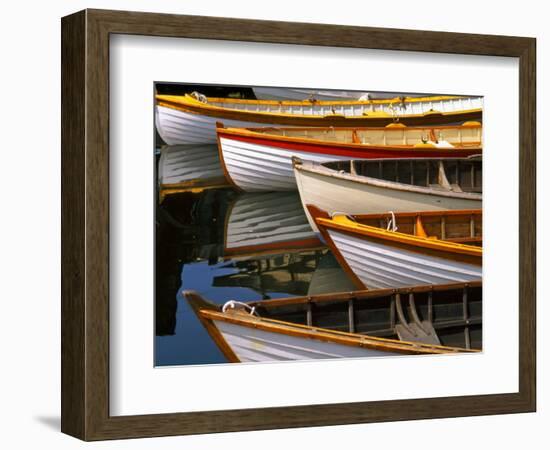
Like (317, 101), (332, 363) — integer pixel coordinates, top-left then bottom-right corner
(157, 93), (472, 107)
(317, 215), (483, 257)
(219, 126), (482, 152)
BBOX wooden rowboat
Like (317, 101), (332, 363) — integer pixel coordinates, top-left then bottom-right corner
(185, 281), (481, 363)
(223, 192), (323, 258)
(310, 206), (482, 290)
(156, 93), (483, 145)
(217, 123), (483, 192)
(294, 156), (482, 233)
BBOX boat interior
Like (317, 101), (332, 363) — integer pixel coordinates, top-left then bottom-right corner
(252, 124), (482, 146)
(249, 283), (482, 350)
(324, 158), (483, 193)
(205, 96), (481, 117)
(344, 210), (482, 246)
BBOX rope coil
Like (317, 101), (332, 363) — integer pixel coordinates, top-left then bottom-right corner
(222, 300), (257, 316)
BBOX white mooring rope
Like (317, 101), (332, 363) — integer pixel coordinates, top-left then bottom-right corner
(386, 211), (398, 232)
(222, 300), (257, 316)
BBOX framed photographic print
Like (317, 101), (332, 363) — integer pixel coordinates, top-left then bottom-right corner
(61, 9), (536, 440)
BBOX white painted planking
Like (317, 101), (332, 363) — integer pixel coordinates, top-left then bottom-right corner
(219, 137), (355, 191)
(327, 229), (481, 289)
(214, 320), (396, 362)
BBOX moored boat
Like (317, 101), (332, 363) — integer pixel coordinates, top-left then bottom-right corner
(310, 207), (482, 290)
(184, 281), (481, 362)
(294, 156), (482, 233)
(156, 93), (483, 145)
(217, 123), (482, 192)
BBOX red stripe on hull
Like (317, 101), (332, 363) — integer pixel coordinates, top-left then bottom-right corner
(218, 132), (481, 159)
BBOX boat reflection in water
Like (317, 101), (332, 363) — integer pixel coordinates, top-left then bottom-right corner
(155, 177), (354, 366)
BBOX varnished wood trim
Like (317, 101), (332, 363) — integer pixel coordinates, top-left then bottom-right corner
(307, 205), (366, 289)
(158, 93), (473, 107)
(243, 123), (482, 133)
(352, 209), (483, 220)
(317, 215), (482, 260)
(158, 99), (483, 127)
(185, 291), (240, 363)
(220, 125), (483, 153)
(200, 308), (478, 355)
(216, 311), (476, 353)
(247, 281), (482, 308)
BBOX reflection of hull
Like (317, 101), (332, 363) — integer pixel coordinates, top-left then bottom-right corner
(156, 94), (483, 145)
(294, 157), (482, 233)
(213, 250), (327, 298)
(307, 252), (356, 295)
(224, 192), (322, 257)
(158, 145), (231, 200)
(217, 125), (482, 192)
(311, 208), (482, 290)
(185, 285), (480, 362)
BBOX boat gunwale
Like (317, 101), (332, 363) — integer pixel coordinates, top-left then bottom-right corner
(241, 122), (482, 133)
(157, 98), (483, 127)
(198, 307), (479, 355)
(157, 93), (479, 108)
(246, 280), (482, 308)
(315, 213), (483, 258)
(217, 125), (483, 153)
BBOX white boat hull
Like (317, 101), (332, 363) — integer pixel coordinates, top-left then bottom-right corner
(219, 137), (356, 192)
(214, 320), (396, 362)
(326, 228), (482, 289)
(295, 166), (482, 233)
(156, 106), (273, 145)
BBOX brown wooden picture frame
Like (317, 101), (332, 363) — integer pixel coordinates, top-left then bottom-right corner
(61, 8), (536, 441)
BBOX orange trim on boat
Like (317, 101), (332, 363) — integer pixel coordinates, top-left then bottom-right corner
(199, 308), (479, 355)
(316, 214), (482, 258)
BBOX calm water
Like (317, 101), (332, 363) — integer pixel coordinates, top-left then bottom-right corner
(155, 188), (355, 366)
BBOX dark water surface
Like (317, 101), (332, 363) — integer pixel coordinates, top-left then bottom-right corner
(155, 189), (355, 366)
